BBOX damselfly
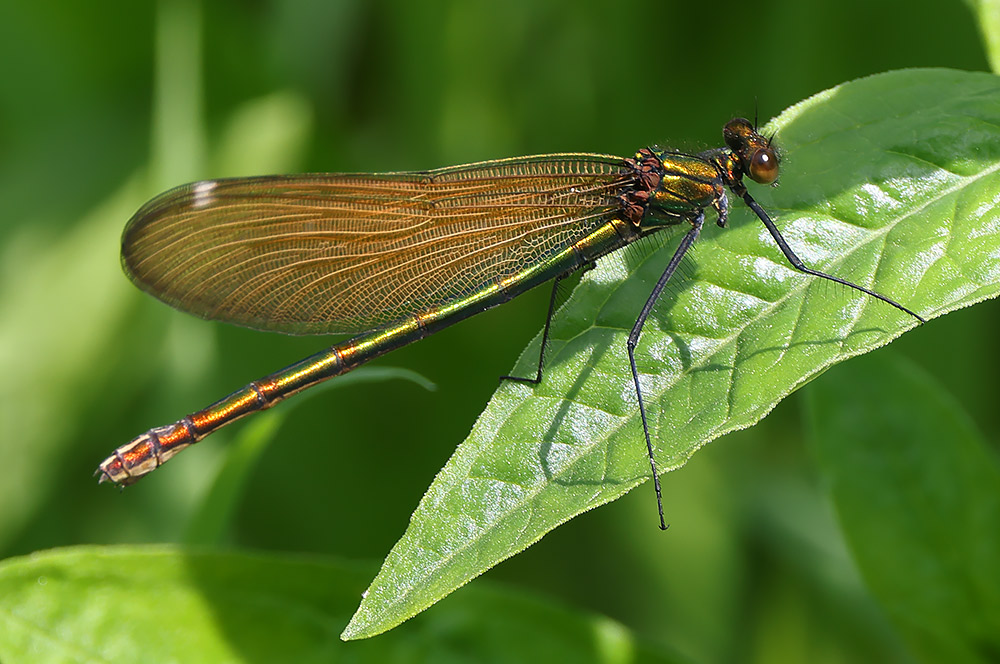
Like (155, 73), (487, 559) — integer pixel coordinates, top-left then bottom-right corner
(97, 118), (924, 527)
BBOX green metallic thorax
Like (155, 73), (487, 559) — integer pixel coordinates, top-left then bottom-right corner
(641, 150), (726, 228)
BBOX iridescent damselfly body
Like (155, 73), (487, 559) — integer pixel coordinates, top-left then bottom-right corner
(97, 118), (924, 528)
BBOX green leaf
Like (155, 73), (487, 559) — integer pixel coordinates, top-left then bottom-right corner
(805, 352), (1000, 663)
(345, 68), (1000, 638)
(965, 0), (1000, 74)
(0, 546), (682, 664)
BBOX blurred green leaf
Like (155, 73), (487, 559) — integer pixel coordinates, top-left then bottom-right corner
(965, 0), (1000, 73)
(345, 69), (1000, 638)
(0, 546), (682, 664)
(805, 352), (1000, 663)
(184, 367), (436, 547)
(213, 91), (314, 177)
(152, 0), (205, 186)
(0, 182), (143, 549)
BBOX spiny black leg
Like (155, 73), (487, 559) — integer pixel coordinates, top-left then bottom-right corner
(501, 273), (567, 385)
(627, 213), (706, 530)
(739, 188), (926, 323)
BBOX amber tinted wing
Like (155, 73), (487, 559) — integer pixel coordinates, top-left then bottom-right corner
(121, 154), (632, 334)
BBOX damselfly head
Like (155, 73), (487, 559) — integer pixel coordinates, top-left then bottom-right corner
(724, 117), (780, 185)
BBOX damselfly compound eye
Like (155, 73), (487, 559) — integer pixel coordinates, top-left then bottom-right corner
(748, 147), (779, 184)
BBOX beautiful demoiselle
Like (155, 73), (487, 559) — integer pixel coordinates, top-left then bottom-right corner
(97, 118), (923, 527)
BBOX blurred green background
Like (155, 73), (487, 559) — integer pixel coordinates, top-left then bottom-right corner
(0, 0), (996, 661)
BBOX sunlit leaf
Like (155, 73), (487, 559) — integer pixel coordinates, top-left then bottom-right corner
(346, 68), (1000, 638)
(0, 546), (680, 663)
